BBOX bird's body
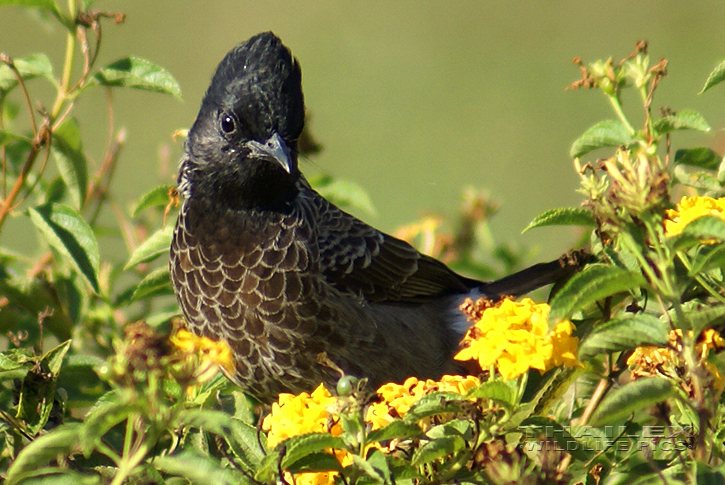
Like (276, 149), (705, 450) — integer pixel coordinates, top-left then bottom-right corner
(170, 32), (581, 402)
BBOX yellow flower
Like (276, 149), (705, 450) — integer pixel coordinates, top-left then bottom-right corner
(454, 298), (579, 380)
(170, 329), (235, 382)
(664, 196), (725, 238)
(366, 375), (480, 431)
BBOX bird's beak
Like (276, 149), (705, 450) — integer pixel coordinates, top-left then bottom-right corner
(245, 133), (293, 174)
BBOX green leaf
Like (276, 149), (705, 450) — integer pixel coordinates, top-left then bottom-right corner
(41, 339), (71, 376)
(5, 423), (81, 485)
(124, 225), (173, 269)
(674, 147), (721, 170)
(154, 451), (252, 485)
(570, 119), (632, 158)
(361, 449), (392, 483)
(226, 418), (266, 469)
(309, 174), (376, 215)
(519, 416), (594, 462)
(131, 184), (175, 216)
(52, 117), (88, 209)
(0, 53), (55, 92)
(404, 392), (467, 422)
(280, 433), (347, 470)
(466, 379), (516, 406)
(578, 314), (669, 360)
(523, 207), (596, 232)
(671, 216), (725, 250)
(92, 57), (182, 98)
(287, 452), (342, 474)
(590, 377), (674, 426)
(671, 303), (725, 335)
(0, 350), (30, 372)
(0, 0), (58, 10)
(654, 110), (711, 135)
(0, 129), (25, 148)
(689, 245), (725, 275)
(123, 266), (172, 304)
(4, 468), (102, 485)
(411, 435), (465, 466)
(28, 203), (100, 292)
(80, 399), (135, 456)
(549, 264), (646, 323)
(367, 420), (423, 443)
(700, 58), (725, 94)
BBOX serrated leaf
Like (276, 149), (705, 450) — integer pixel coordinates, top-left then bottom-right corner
(125, 225), (173, 269)
(578, 314), (668, 360)
(671, 216), (725, 251)
(367, 420), (423, 443)
(0, 351), (29, 372)
(280, 433), (346, 470)
(0, 52), (55, 92)
(674, 147), (721, 170)
(654, 110), (711, 135)
(287, 452), (342, 474)
(80, 399), (135, 457)
(404, 392), (467, 422)
(92, 57), (182, 98)
(549, 264), (646, 323)
(570, 119), (632, 158)
(466, 379), (516, 405)
(590, 377), (673, 426)
(41, 339), (71, 376)
(28, 203), (99, 292)
(701, 58), (725, 94)
(5, 468), (102, 485)
(125, 266), (172, 304)
(411, 435), (465, 466)
(4, 424), (82, 485)
(309, 174), (376, 215)
(689, 245), (725, 276)
(671, 303), (725, 335)
(177, 408), (233, 436)
(52, 117), (88, 209)
(523, 207), (595, 232)
(227, 418), (266, 468)
(154, 451), (251, 485)
(362, 449), (392, 483)
(131, 184), (175, 216)
(519, 416), (594, 462)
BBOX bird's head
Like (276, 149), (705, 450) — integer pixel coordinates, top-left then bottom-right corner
(180, 32), (305, 212)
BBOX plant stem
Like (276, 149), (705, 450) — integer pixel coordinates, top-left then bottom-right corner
(606, 93), (636, 136)
(51, 0), (77, 120)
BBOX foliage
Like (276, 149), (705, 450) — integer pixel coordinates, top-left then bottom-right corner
(2, 2), (725, 484)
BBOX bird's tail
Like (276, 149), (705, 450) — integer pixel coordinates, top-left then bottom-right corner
(482, 249), (591, 297)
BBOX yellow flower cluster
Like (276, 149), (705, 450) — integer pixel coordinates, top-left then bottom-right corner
(262, 384), (346, 485)
(628, 328), (725, 390)
(262, 383), (341, 448)
(169, 329), (235, 382)
(664, 195), (725, 237)
(262, 375), (480, 484)
(366, 375), (480, 430)
(454, 298), (578, 380)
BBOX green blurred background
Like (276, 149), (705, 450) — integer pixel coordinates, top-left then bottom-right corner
(4, 1), (725, 265)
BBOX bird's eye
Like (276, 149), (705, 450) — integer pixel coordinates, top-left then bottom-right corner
(219, 112), (237, 136)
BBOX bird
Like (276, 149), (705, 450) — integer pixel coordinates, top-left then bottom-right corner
(169, 32), (584, 403)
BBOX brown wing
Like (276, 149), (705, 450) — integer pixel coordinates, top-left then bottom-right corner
(299, 185), (476, 302)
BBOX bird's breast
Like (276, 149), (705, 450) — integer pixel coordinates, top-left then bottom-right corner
(169, 197), (342, 397)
